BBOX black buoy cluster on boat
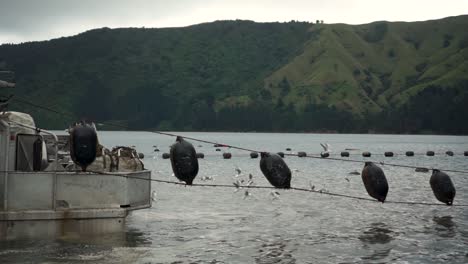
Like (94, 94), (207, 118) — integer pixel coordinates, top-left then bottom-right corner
(170, 136), (199, 185)
(430, 170), (456, 205)
(426, 151), (435, 156)
(69, 121), (98, 172)
(250, 152), (259, 159)
(384, 152), (394, 157)
(223, 152), (232, 159)
(277, 152), (285, 158)
(362, 152), (371, 157)
(361, 162), (388, 203)
(196, 153), (204, 159)
(260, 152), (291, 188)
(341, 151), (350, 157)
(162, 153), (170, 159)
(297, 151), (307, 157)
(406, 151), (414, 157)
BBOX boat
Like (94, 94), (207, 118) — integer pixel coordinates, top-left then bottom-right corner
(0, 92), (151, 239)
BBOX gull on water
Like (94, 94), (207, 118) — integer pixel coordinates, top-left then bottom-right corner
(320, 143), (331, 155)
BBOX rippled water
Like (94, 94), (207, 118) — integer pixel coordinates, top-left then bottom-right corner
(1, 132), (468, 263)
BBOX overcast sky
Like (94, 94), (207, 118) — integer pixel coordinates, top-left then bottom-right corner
(1, 0), (467, 44)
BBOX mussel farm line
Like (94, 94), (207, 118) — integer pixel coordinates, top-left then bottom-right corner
(11, 96), (468, 204)
(11, 169), (464, 207)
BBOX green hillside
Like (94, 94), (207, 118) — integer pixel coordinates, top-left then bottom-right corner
(1, 16), (467, 134)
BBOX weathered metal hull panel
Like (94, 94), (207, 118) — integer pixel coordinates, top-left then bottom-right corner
(7, 173), (54, 210)
(0, 216), (126, 240)
(1, 170), (151, 212)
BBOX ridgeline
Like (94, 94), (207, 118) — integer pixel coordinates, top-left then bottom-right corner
(1, 16), (467, 134)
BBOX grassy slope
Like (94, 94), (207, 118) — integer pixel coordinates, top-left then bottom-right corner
(0, 16), (467, 131)
(265, 15), (468, 114)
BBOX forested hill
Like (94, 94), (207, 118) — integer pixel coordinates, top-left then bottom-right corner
(1, 16), (468, 134)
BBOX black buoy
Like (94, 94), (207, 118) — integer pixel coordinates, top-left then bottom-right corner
(430, 170), (456, 205)
(196, 153), (205, 159)
(215, 148), (221, 152)
(170, 136), (199, 185)
(277, 152), (285, 158)
(260, 152), (291, 188)
(154, 148), (160, 152)
(250, 152), (259, 159)
(406, 151), (414, 157)
(297, 151), (307, 157)
(446, 151), (454, 156)
(415, 167), (429, 173)
(341, 151), (350, 157)
(138, 153), (144, 159)
(286, 148), (292, 151)
(465, 151), (468, 156)
(362, 151), (371, 157)
(69, 121), (98, 172)
(223, 152), (232, 159)
(162, 153), (170, 159)
(426, 151), (435, 156)
(361, 162), (389, 203)
(384, 152), (394, 157)
(321, 152), (329, 158)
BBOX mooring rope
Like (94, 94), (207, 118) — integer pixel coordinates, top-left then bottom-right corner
(86, 171), (468, 207)
(10, 96), (468, 176)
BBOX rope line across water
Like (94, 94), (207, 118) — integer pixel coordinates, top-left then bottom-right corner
(10, 96), (468, 176)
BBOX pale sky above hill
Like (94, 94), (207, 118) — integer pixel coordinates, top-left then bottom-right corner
(0, 0), (467, 44)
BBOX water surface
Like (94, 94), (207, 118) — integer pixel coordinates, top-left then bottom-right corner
(1, 132), (468, 263)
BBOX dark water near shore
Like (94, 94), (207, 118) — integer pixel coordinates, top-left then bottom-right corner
(1, 132), (468, 263)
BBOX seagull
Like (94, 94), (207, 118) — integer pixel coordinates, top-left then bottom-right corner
(309, 181), (315, 191)
(243, 190), (252, 199)
(233, 180), (242, 192)
(320, 143), (331, 155)
(200, 176), (214, 181)
(245, 173), (253, 186)
(270, 191), (281, 200)
(235, 166), (242, 177)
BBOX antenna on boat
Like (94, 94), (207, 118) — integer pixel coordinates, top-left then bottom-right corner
(0, 70), (15, 112)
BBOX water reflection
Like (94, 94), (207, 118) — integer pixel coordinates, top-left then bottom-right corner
(432, 216), (456, 238)
(359, 222), (394, 262)
(359, 222), (394, 245)
(0, 227), (150, 263)
(254, 235), (296, 264)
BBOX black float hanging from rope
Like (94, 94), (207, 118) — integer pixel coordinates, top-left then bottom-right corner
(170, 136), (199, 185)
(361, 162), (389, 203)
(430, 170), (456, 205)
(250, 152), (259, 159)
(69, 121), (98, 172)
(260, 152), (291, 189)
